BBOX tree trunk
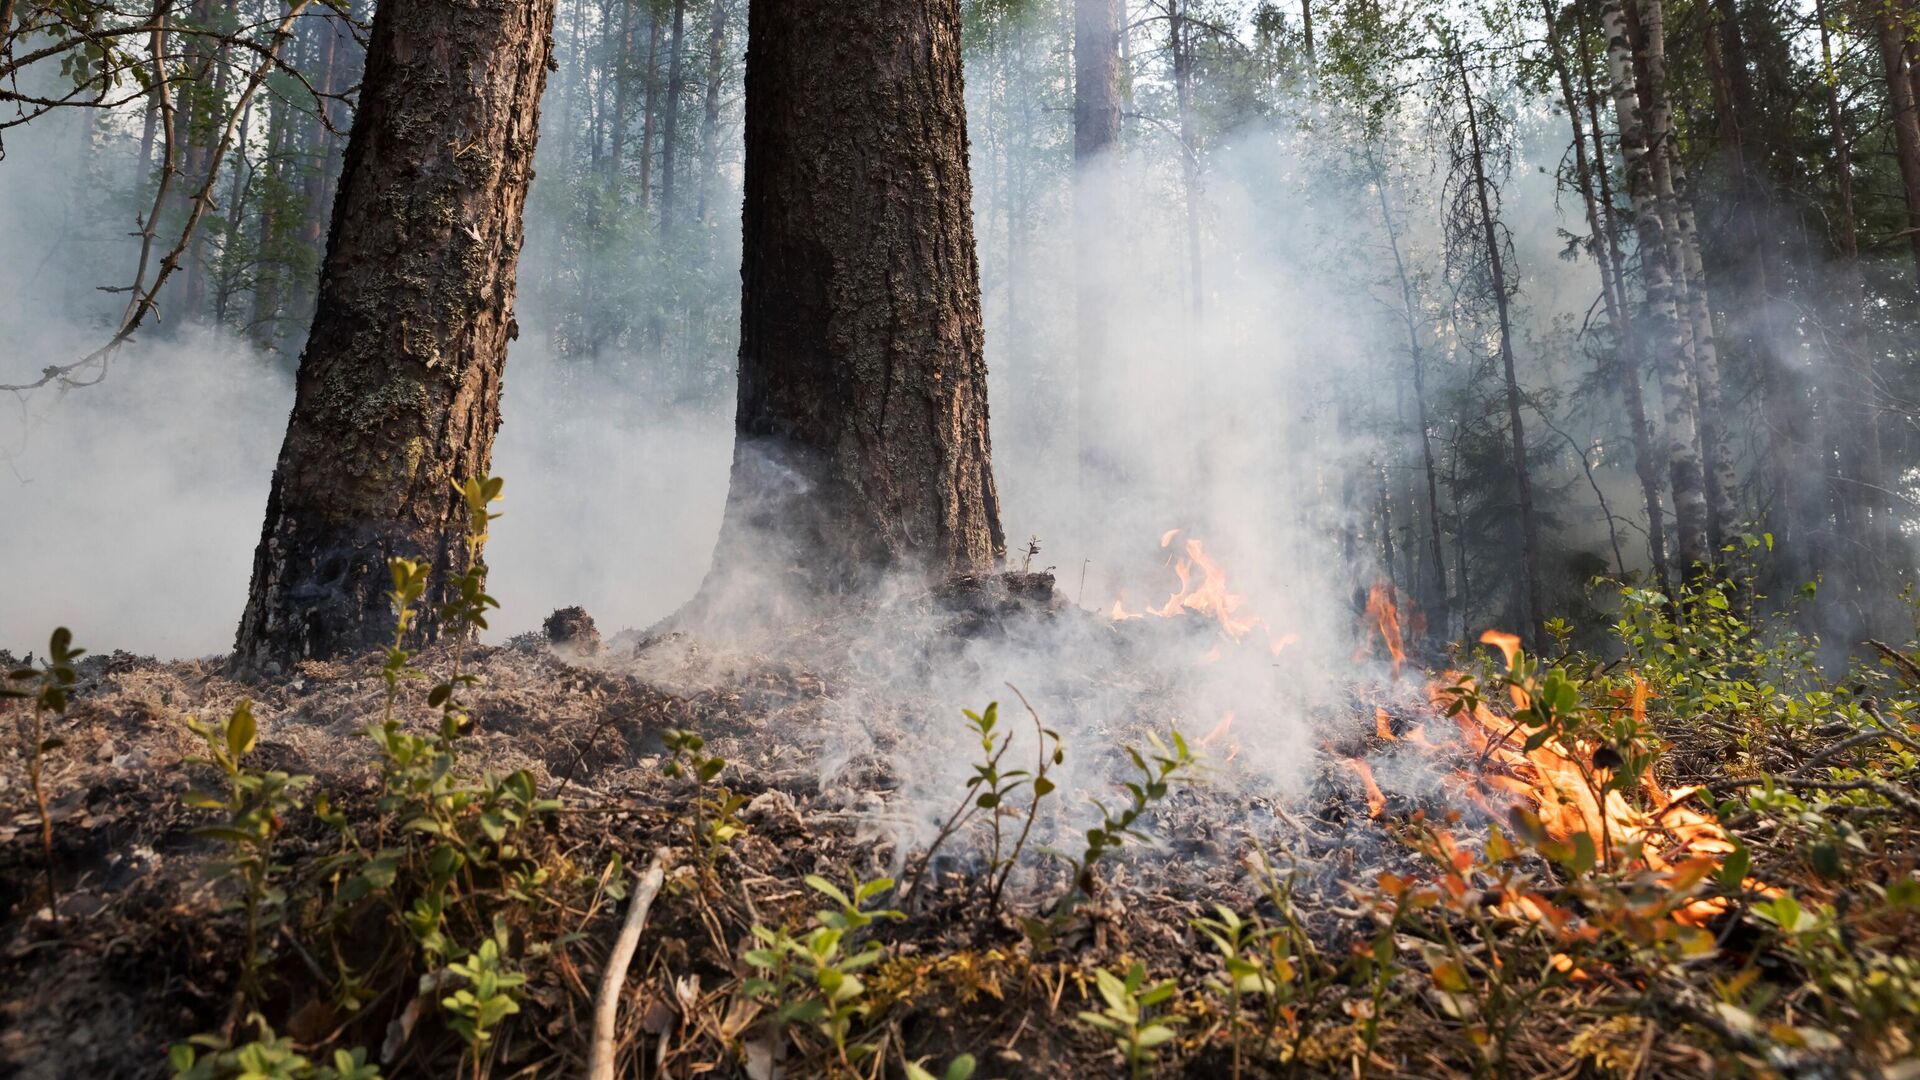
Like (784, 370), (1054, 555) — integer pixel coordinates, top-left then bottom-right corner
(1550, 0), (1671, 593)
(638, 9), (661, 209)
(1602, 0), (1711, 578)
(1369, 147), (1448, 628)
(1875, 0), (1920, 286)
(235, 0), (559, 668)
(1073, 0), (1121, 525)
(1454, 46), (1545, 651)
(1638, 0), (1738, 552)
(609, 0), (637, 179)
(696, 0), (730, 226)
(658, 0), (688, 229)
(706, 0), (1004, 593)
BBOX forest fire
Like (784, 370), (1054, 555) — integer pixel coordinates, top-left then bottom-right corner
(1112, 538), (1755, 924)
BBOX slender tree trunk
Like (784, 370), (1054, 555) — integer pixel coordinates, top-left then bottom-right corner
(609, 0), (636, 179)
(1454, 47), (1545, 650)
(1822, 0), (1891, 599)
(1073, 0), (1121, 528)
(236, 0), (560, 668)
(1370, 148), (1448, 626)
(696, 0), (729, 225)
(706, 0), (1004, 592)
(1603, 0), (1711, 578)
(252, 82), (285, 350)
(638, 10), (661, 209)
(1549, 0), (1671, 592)
(658, 0), (688, 230)
(1638, 0), (1738, 552)
(1169, 0), (1203, 326)
(1876, 0), (1920, 286)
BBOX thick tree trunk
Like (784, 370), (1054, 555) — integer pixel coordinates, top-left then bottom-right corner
(1073, 0), (1121, 518)
(235, 0), (558, 669)
(706, 0), (1004, 592)
(1602, 0), (1711, 578)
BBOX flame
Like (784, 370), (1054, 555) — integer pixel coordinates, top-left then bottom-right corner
(1364, 582), (1407, 676)
(1435, 641), (1772, 923)
(1150, 538), (1261, 639)
(1344, 758), (1388, 818)
(1375, 706), (1395, 741)
(1197, 711), (1241, 762)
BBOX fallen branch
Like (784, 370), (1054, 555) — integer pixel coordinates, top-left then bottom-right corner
(588, 847), (669, 1080)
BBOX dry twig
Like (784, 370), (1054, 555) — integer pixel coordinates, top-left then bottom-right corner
(588, 848), (668, 1080)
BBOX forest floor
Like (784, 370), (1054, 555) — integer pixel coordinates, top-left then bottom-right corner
(1, 575), (1915, 1078)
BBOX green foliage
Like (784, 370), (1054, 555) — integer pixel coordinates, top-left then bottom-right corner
(183, 700), (313, 1004)
(906, 698), (1064, 913)
(169, 1017), (380, 1080)
(1075, 961), (1185, 1079)
(661, 727), (749, 880)
(741, 871), (905, 1067)
(904, 1053), (977, 1080)
(1074, 728), (1195, 893)
(7, 626), (84, 914)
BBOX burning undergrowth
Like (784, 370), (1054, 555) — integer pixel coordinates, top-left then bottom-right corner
(2, 530), (1917, 1078)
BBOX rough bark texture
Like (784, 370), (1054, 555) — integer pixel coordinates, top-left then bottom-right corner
(708, 0), (1004, 592)
(1603, 0), (1712, 577)
(235, 0), (558, 669)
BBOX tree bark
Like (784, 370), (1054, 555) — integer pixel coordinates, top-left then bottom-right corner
(235, 0), (559, 668)
(1602, 0), (1712, 578)
(706, 0), (1004, 593)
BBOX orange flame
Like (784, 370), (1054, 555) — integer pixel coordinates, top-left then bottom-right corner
(1345, 758), (1388, 818)
(1365, 582), (1407, 676)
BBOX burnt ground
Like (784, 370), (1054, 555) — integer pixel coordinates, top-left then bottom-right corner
(0, 577), (1868, 1078)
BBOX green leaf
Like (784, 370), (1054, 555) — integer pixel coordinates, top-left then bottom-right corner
(226, 701), (257, 760)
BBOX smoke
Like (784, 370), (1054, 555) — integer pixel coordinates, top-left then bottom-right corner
(0, 12), (1651, 863)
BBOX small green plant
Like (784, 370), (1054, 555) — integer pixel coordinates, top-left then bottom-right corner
(906, 696), (1068, 912)
(5, 626), (83, 919)
(1192, 904), (1287, 1077)
(1076, 961), (1185, 1079)
(904, 1053), (976, 1080)
(440, 922), (526, 1056)
(741, 871), (904, 1068)
(661, 726), (749, 879)
(1074, 728), (1194, 894)
(168, 1016), (380, 1080)
(183, 699), (314, 1009)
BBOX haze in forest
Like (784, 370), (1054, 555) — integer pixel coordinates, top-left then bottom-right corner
(4, 0), (1917, 672)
